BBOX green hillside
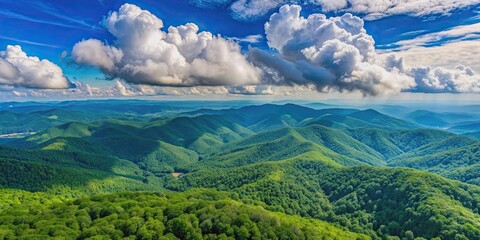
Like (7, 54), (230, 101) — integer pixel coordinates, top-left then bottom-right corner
(390, 142), (480, 184)
(168, 159), (480, 240)
(0, 189), (368, 240)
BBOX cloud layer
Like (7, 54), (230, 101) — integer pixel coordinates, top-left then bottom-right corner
(0, 80), (313, 99)
(191, 0), (480, 20)
(0, 45), (72, 89)
(72, 3), (260, 87)
(391, 23), (480, 50)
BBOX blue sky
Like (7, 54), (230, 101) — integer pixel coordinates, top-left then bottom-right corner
(0, 0), (480, 99)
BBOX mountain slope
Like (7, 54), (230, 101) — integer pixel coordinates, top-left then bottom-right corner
(389, 142), (480, 184)
(202, 125), (384, 167)
(0, 189), (368, 240)
(169, 158), (480, 240)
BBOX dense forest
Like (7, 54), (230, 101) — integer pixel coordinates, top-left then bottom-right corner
(1, 101), (480, 239)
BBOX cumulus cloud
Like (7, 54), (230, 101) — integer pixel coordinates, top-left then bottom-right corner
(410, 65), (480, 93)
(191, 0), (480, 20)
(383, 54), (480, 93)
(376, 22), (480, 93)
(250, 5), (414, 95)
(72, 3), (260, 87)
(67, 3), (480, 96)
(0, 45), (72, 89)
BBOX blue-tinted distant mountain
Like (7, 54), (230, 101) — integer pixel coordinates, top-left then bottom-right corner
(405, 110), (477, 128)
(0, 100), (259, 114)
(464, 131), (480, 139)
(348, 109), (419, 129)
(449, 121), (480, 133)
(188, 104), (418, 131)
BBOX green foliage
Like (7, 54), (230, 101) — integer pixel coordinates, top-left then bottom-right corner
(0, 189), (367, 239)
(390, 142), (480, 183)
(169, 159), (480, 239)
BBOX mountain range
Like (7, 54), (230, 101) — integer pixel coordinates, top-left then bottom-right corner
(0, 101), (479, 239)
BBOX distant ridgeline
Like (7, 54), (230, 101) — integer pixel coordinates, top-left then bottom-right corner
(0, 101), (480, 239)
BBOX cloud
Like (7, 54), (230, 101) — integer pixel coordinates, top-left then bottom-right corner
(230, 0), (284, 20)
(0, 79), (311, 99)
(0, 45), (72, 89)
(378, 40), (480, 73)
(228, 84), (275, 95)
(72, 39), (123, 73)
(0, 80), (166, 99)
(0, 9), (92, 30)
(190, 0), (230, 8)
(190, 0), (480, 20)
(383, 54), (480, 93)
(410, 65), (480, 93)
(0, 35), (60, 48)
(335, 0), (480, 20)
(250, 5), (415, 95)
(70, 3), (478, 96)
(229, 34), (263, 43)
(390, 22), (480, 50)
(72, 3), (261, 87)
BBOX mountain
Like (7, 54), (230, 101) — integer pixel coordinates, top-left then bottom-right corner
(464, 131), (480, 139)
(199, 127), (366, 167)
(169, 158), (480, 240)
(349, 109), (419, 129)
(449, 121), (480, 133)
(0, 144), (162, 196)
(1, 101), (480, 239)
(404, 110), (476, 128)
(190, 104), (418, 131)
(389, 142), (480, 185)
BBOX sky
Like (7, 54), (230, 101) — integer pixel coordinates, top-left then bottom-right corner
(0, 0), (480, 101)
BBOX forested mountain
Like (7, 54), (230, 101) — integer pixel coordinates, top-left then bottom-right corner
(1, 101), (480, 239)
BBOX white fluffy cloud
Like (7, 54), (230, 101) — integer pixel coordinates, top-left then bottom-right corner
(192, 0), (480, 20)
(0, 45), (72, 89)
(383, 54), (480, 93)
(68, 3), (480, 96)
(250, 5), (414, 95)
(410, 65), (480, 93)
(72, 3), (260, 87)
